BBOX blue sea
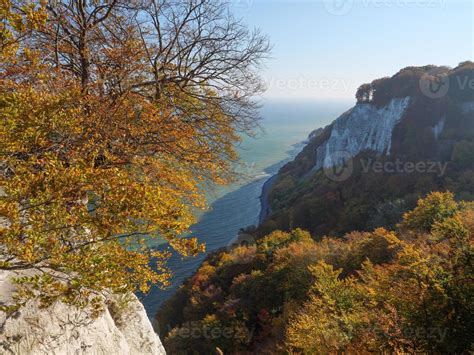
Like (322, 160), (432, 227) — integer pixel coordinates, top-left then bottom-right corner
(140, 99), (352, 319)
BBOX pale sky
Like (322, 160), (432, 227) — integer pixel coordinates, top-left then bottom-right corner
(232, 0), (474, 100)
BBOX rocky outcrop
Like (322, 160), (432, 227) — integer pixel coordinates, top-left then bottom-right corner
(313, 97), (411, 170)
(307, 127), (324, 142)
(0, 270), (166, 355)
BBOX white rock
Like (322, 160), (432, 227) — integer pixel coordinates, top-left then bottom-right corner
(0, 270), (166, 355)
(431, 119), (445, 140)
(461, 100), (474, 113)
(313, 97), (411, 170)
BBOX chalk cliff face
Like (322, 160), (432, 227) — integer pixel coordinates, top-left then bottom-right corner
(258, 64), (474, 238)
(313, 97), (411, 170)
(0, 270), (166, 355)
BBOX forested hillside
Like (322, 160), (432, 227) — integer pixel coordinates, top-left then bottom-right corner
(156, 63), (474, 354)
(258, 63), (474, 238)
(157, 192), (474, 353)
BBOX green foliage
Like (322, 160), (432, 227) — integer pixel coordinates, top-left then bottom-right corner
(400, 191), (458, 233)
(256, 228), (312, 254)
(158, 192), (474, 354)
(452, 140), (474, 168)
(353, 63), (474, 106)
(431, 214), (469, 242)
(164, 315), (250, 355)
(286, 262), (366, 354)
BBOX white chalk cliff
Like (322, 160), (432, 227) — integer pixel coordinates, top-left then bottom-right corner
(313, 97), (411, 170)
(461, 100), (474, 113)
(0, 270), (166, 355)
(431, 119), (445, 140)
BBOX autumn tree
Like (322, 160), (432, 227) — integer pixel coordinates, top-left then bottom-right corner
(399, 191), (459, 233)
(286, 192), (474, 353)
(0, 0), (270, 309)
(286, 261), (366, 353)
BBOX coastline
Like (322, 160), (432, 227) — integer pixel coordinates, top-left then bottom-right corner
(144, 134), (317, 319)
(257, 139), (310, 226)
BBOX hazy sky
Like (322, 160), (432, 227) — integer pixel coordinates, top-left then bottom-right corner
(232, 0), (473, 100)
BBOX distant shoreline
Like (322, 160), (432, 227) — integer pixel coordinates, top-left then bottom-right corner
(257, 138), (312, 226)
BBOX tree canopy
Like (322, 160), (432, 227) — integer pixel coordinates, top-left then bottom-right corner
(0, 0), (270, 309)
(157, 192), (474, 354)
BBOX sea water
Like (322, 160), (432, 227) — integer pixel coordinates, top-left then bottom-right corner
(140, 99), (352, 319)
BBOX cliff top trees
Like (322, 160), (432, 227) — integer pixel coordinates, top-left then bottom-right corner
(0, 0), (270, 309)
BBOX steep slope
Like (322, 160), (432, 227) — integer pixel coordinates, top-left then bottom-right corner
(154, 62), (474, 354)
(156, 193), (474, 354)
(257, 63), (474, 238)
(314, 97), (411, 170)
